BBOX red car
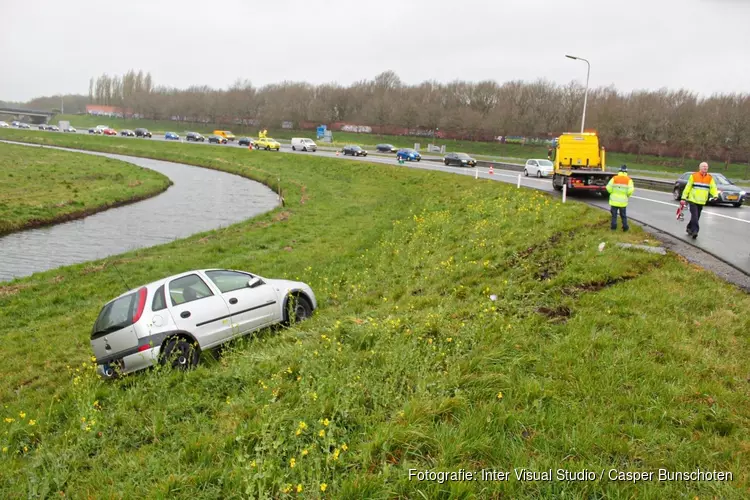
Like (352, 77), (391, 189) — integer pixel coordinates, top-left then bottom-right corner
(102, 128), (117, 136)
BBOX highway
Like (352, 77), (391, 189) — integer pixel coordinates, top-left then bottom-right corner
(22, 127), (750, 276)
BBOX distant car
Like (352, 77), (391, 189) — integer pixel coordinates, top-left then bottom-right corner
(524, 159), (554, 177)
(444, 152), (477, 167)
(673, 171), (746, 207)
(0, 121), (10, 128)
(88, 127), (103, 134)
(213, 130), (236, 141)
(120, 129), (136, 137)
(342, 145), (368, 157)
(89, 268), (316, 378)
(396, 148), (421, 162)
(48, 125), (60, 132)
(10, 121), (20, 127)
(135, 128), (152, 138)
(38, 124), (47, 130)
(238, 137), (254, 147)
(164, 132), (180, 140)
(208, 135), (228, 144)
(291, 137), (317, 152)
(103, 128), (117, 136)
(186, 132), (205, 142)
(18, 123), (30, 129)
(376, 144), (397, 153)
(64, 126), (77, 133)
(255, 137), (281, 151)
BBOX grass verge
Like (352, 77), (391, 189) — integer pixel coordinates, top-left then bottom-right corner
(51, 114), (750, 180)
(0, 141), (171, 236)
(0, 129), (749, 498)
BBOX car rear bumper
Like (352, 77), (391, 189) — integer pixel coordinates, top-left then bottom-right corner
(97, 345), (161, 378)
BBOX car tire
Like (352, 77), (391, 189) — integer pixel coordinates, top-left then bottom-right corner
(161, 337), (200, 371)
(292, 146), (296, 151)
(524, 169), (528, 176)
(285, 295), (313, 325)
(445, 160), (450, 165)
(537, 171), (542, 178)
(673, 187), (681, 201)
(733, 202), (742, 207)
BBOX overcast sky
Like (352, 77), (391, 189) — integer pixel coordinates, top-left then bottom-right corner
(1, 0), (748, 102)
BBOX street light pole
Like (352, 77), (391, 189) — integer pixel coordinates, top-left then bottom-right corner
(565, 55), (590, 133)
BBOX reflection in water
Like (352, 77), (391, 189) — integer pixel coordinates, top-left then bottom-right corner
(0, 145), (279, 282)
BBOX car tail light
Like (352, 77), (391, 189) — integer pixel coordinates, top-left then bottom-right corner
(133, 287), (148, 323)
(138, 344), (150, 352)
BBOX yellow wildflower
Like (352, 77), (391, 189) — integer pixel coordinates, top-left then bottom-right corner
(28, 420), (36, 426)
(296, 484), (303, 493)
(295, 429), (302, 436)
(319, 430), (325, 437)
(497, 392), (503, 400)
(302, 449), (308, 456)
(342, 443), (348, 451)
(4, 418), (14, 424)
(289, 457), (296, 468)
(323, 418), (330, 427)
(320, 483), (328, 492)
(19, 412), (26, 419)
(250, 460), (256, 468)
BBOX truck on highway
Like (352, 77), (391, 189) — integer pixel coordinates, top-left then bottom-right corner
(551, 132), (615, 194)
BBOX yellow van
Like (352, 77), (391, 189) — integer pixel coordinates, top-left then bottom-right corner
(213, 130), (236, 141)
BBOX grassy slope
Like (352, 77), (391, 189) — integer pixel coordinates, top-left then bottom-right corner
(0, 142), (171, 236)
(0, 130), (748, 498)
(52, 114), (750, 180)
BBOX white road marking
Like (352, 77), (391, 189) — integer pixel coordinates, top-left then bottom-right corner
(631, 196), (750, 224)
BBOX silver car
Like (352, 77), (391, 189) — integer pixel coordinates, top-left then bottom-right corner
(90, 268), (317, 378)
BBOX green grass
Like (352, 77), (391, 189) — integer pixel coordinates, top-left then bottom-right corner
(0, 142), (171, 236)
(0, 129), (749, 498)
(51, 114), (750, 180)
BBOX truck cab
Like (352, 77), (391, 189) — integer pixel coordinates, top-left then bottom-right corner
(551, 132), (614, 193)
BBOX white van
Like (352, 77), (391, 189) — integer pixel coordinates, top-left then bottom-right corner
(291, 138), (317, 152)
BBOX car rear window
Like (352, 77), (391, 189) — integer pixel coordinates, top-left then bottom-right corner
(92, 292), (138, 339)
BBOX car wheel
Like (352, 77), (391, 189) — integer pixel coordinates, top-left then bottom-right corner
(733, 202), (742, 207)
(444, 160), (450, 165)
(537, 170), (542, 178)
(160, 337), (200, 371)
(286, 295), (313, 325)
(292, 146), (296, 150)
(524, 169), (528, 176)
(673, 187), (681, 201)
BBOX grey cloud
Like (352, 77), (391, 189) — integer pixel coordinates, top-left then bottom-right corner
(1, 0), (748, 101)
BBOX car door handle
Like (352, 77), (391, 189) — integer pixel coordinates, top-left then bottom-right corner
(181, 311), (191, 318)
(229, 298), (238, 305)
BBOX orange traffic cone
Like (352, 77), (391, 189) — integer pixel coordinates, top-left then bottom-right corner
(489, 164), (494, 175)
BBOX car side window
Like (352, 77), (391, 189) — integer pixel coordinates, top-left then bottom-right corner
(205, 270), (254, 293)
(169, 274), (214, 306)
(152, 285), (167, 311)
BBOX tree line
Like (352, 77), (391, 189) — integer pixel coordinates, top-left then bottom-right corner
(10, 69), (750, 163)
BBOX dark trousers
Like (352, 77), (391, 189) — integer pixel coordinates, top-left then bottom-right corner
(687, 203), (703, 234)
(610, 206), (629, 230)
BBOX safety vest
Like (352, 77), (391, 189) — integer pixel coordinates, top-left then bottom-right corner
(682, 172), (718, 205)
(606, 173), (634, 207)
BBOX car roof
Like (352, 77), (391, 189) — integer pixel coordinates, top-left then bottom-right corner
(105, 268), (256, 302)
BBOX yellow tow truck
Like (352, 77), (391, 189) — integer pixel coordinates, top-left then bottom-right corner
(551, 132), (615, 194)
